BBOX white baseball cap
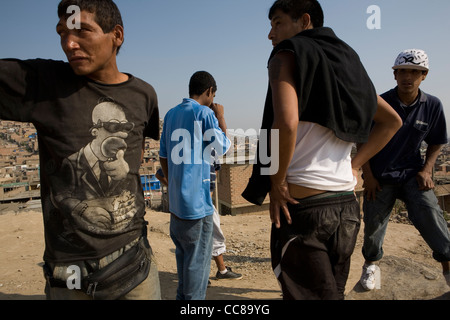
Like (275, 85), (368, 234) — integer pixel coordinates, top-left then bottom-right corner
(392, 49), (429, 71)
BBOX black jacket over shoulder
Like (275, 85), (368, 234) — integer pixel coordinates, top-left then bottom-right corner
(242, 27), (377, 205)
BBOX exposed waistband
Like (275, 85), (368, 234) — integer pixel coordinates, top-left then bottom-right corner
(291, 191), (357, 209)
(295, 191), (355, 201)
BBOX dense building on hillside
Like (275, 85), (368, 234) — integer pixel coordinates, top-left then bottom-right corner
(2, 119), (450, 220)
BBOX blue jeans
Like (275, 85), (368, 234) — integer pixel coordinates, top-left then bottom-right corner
(363, 176), (450, 262)
(170, 213), (213, 300)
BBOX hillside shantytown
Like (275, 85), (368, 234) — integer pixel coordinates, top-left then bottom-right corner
(1, 120), (450, 221)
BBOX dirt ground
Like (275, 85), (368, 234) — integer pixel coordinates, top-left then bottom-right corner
(0, 206), (449, 300)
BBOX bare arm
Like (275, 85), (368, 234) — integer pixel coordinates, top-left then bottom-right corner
(209, 103), (228, 135)
(155, 170), (168, 186)
(417, 144), (443, 190)
(268, 51), (300, 228)
(356, 95), (402, 200)
(160, 157), (169, 184)
(360, 159), (381, 201)
(353, 95), (402, 173)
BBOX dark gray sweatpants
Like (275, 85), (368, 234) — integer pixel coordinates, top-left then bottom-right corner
(271, 192), (360, 300)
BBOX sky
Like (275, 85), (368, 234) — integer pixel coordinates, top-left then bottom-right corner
(1, 0), (450, 134)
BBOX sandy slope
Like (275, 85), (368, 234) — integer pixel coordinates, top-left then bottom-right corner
(0, 208), (448, 300)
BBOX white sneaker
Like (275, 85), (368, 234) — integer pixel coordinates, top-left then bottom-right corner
(360, 263), (381, 291)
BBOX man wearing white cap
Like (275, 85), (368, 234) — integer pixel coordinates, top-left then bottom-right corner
(359, 49), (450, 290)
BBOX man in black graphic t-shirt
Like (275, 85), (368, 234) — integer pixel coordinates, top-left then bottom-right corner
(0, 0), (161, 300)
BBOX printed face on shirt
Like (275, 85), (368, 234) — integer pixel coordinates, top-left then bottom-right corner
(268, 10), (304, 47)
(90, 102), (132, 161)
(56, 10), (123, 79)
(394, 68), (428, 97)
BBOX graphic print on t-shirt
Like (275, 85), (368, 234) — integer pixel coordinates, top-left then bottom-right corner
(50, 99), (138, 235)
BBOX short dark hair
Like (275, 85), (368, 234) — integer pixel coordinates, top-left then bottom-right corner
(189, 71), (217, 97)
(58, 0), (124, 54)
(268, 0), (324, 28)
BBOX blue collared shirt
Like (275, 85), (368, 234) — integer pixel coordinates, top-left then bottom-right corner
(369, 88), (447, 184)
(159, 98), (230, 219)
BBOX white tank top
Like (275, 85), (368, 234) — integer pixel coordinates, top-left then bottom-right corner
(286, 121), (357, 191)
